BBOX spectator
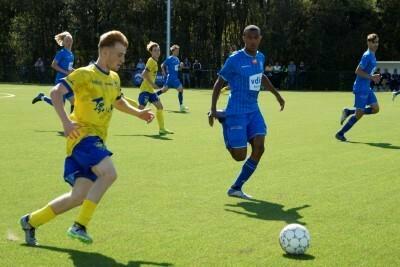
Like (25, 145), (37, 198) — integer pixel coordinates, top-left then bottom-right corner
(372, 68), (382, 91)
(34, 57), (45, 83)
(192, 59), (202, 88)
(136, 58), (145, 71)
(390, 69), (399, 92)
(181, 57), (191, 88)
(271, 61), (282, 89)
(264, 62), (273, 79)
(287, 60), (297, 89)
(381, 68), (391, 91)
(298, 61), (306, 89)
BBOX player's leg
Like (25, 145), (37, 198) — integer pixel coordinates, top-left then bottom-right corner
(363, 92), (379, 115)
(153, 99), (174, 135)
(177, 83), (189, 112)
(64, 137), (114, 244)
(138, 92), (149, 110)
(336, 92), (367, 141)
(228, 111), (266, 199)
(392, 90), (400, 101)
(32, 92), (53, 105)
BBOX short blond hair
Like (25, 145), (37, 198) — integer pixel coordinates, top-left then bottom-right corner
(170, 44), (180, 52)
(98, 30), (129, 49)
(367, 33), (379, 42)
(147, 41), (159, 52)
(54, 31), (72, 46)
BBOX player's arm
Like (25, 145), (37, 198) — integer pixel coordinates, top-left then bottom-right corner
(114, 97), (154, 123)
(355, 65), (380, 83)
(262, 74), (285, 111)
(161, 62), (167, 77)
(49, 83), (80, 138)
(208, 76), (225, 126)
(51, 60), (71, 75)
(142, 68), (159, 89)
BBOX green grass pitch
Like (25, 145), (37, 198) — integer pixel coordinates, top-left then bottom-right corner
(0, 84), (399, 266)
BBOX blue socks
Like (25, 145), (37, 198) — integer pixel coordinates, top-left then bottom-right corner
(339, 115), (358, 135)
(43, 96), (53, 106)
(231, 158), (258, 191)
(178, 92), (183, 105)
(364, 107), (373, 114)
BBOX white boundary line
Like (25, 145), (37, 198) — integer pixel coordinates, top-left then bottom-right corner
(0, 93), (16, 99)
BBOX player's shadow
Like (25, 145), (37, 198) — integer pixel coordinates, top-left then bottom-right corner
(225, 198), (310, 224)
(346, 141), (400, 150)
(34, 130), (65, 137)
(164, 109), (189, 114)
(114, 134), (173, 140)
(22, 244), (173, 267)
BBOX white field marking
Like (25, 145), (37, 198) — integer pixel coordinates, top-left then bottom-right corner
(0, 93), (16, 99)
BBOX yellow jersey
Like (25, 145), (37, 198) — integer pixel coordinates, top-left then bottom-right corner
(62, 64), (122, 155)
(139, 57), (158, 93)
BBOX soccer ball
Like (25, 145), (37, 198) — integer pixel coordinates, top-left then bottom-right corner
(279, 224), (310, 255)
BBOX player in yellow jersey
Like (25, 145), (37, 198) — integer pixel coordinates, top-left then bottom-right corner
(138, 41), (173, 135)
(20, 30), (154, 246)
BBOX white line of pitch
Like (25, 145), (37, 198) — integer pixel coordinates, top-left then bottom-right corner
(0, 93), (16, 99)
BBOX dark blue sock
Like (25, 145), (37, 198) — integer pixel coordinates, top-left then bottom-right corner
(178, 92), (183, 105)
(364, 107), (373, 114)
(339, 115), (358, 135)
(43, 96), (53, 106)
(231, 158), (258, 191)
(156, 90), (163, 96)
(70, 105), (75, 113)
(346, 108), (355, 115)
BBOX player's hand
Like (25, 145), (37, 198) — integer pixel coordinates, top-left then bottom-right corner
(137, 108), (155, 123)
(371, 74), (381, 84)
(208, 110), (216, 127)
(63, 120), (80, 139)
(276, 95), (285, 111)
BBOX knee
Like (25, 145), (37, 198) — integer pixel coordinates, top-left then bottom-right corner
(355, 111), (364, 119)
(254, 144), (265, 155)
(373, 106), (380, 113)
(69, 192), (86, 207)
(104, 170), (118, 184)
(230, 151), (247, 161)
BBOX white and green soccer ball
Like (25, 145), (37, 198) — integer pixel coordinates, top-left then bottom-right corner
(279, 224), (311, 255)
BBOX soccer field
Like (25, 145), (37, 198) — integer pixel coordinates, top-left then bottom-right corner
(1, 84), (399, 266)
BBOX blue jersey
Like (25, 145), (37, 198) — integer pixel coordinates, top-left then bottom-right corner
(163, 56), (180, 79)
(218, 49), (265, 115)
(54, 48), (74, 84)
(353, 50), (376, 93)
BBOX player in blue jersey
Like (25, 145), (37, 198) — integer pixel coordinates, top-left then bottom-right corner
(208, 25), (285, 199)
(32, 31), (75, 113)
(157, 44), (189, 112)
(335, 33), (381, 141)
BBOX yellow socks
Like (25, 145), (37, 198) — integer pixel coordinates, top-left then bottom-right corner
(156, 109), (165, 130)
(124, 96), (139, 108)
(76, 199), (97, 227)
(29, 205), (56, 228)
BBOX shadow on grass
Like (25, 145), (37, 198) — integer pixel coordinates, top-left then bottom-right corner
(346, 141), (400, 150)
(34, 130), (65, 137)
(22, 244), (173, 267)
(164, 110), (189, 114)
(114, 134), (173, 141)
(225, 198), (310, 224)
(283, 253), (315, 261)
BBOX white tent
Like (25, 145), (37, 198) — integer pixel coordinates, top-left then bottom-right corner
(376, 61), (400, 73)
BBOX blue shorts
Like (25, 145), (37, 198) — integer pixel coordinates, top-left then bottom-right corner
(57, 79), (74, 101)
(353, 90), (378, 109)
(222, 110), (267, 149)
(138, 91), (159, 106)
(64, 136), (112, 186)
(164, 77), (182, 89)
